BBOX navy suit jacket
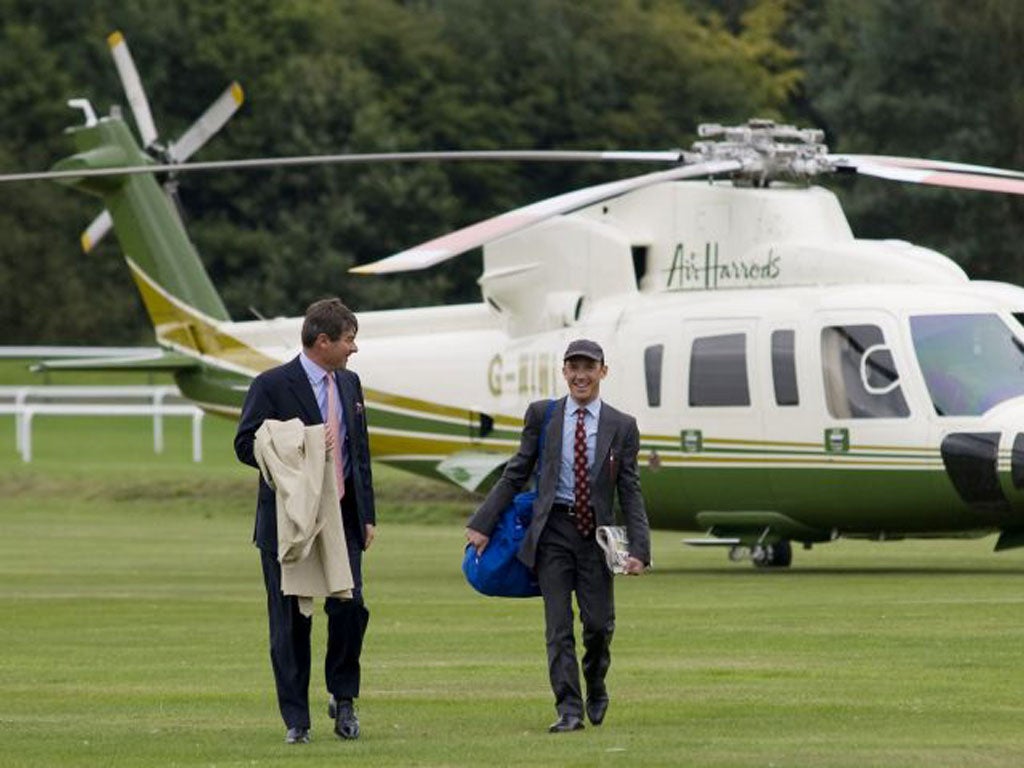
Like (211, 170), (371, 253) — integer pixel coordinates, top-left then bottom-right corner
(234, 355), (376, 553)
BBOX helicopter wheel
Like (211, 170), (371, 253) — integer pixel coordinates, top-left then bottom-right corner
(751, 540), (793, 568)
(728, 545), (749, 562)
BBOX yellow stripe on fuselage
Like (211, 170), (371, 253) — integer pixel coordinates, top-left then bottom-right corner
(363, 387), (521, 428)
(128, 258), (279, 374)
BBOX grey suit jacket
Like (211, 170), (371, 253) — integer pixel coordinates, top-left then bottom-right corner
(467, 396), (651, 569)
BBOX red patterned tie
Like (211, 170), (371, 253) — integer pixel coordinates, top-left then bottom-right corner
(325, 373), (346, 501)
(573, 407), (594, 537)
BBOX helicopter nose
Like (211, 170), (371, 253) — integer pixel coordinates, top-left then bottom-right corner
(993, 400), (1024, 507)
(940, 431), (1004, 508)
(1012, 434), (1024, 489)
(940, 409), (1024, 523)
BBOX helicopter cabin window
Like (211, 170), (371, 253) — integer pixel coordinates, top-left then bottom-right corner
(689, 333), (750, 406)
(771, 330), (799, 406)
(911, 313), (1024, 416)
(820, 325), (909, 419)
(644, 344), (664, 407)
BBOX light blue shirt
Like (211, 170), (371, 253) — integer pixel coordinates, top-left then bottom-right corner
(554, 397), (601, 504)
(299, 351), (349, 478)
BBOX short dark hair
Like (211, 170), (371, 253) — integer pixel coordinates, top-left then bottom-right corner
(301, 298), (358, 348)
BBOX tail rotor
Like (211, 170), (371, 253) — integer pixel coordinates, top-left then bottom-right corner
(80, 31), (244, 253)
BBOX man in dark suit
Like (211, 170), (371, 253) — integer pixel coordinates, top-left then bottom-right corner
(234, 298), (376, 744)
(466, 339), (650, 733)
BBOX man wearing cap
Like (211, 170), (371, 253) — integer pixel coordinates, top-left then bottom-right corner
(466, 339), (651, 733)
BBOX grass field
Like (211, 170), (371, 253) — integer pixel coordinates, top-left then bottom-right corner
(0, 358), (175, 387)
(3, 413), (1024, 766)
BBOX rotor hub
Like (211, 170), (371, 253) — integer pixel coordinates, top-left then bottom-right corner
(685, 118), (833, 185)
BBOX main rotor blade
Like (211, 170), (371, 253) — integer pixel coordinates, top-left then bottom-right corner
(832, 154), (1024, 181)
(0, 149), (685, 184)
(108, 31), (158, 147)
(351, 159), (742, 275)
(166, 82), (245, 164)
(840, 158), (1024, 195)
(80, 209), (113, 253)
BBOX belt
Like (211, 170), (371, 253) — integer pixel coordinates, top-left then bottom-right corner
(551, 502), (593, 516)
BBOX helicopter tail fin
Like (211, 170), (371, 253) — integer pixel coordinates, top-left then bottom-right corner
(53, 116), (232, 349)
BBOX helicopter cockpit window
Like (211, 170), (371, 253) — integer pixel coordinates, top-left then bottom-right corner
(644, 344), (664, 407)
(911, 313), (1024, 416)
(771, 330), (799, 406)
(689, 333), (750, 406)
(820, 325), (910, 419)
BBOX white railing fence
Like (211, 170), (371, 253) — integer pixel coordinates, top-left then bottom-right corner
(0, 386), (204, 462)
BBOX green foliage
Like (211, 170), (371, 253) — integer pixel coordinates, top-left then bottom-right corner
(6, 0), (1024, 344)
(792, 0), (1024, 279)
(0, 0), (798, 341)
(0, 14), (150, 344)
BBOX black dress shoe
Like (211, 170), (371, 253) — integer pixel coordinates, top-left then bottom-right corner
(548, 714), (585, 733)
(334, 697), (360, 740)
(285, 726), (310, 744)
(586, 697), (609, 726)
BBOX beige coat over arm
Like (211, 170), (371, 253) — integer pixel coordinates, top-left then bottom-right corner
(254, 418), (353, 616)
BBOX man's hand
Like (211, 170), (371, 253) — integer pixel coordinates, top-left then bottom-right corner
(465, 528), (489, 555)
(623, 556), (645, 575)
(363, 524), (376, 551)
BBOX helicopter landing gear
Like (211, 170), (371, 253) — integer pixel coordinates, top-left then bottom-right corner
(727, 545), (747, 562)
(751, 540), (792, 568)
(728, 540), (793, 568)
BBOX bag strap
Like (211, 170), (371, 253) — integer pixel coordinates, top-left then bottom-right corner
(533, 398), (558, 491)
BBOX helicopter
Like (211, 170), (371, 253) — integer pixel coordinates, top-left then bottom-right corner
(8, 31), (1024, 568)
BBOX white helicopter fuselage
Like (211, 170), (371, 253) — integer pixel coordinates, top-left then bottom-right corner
(50, 115), (1024, 559)
(191, 181), (1024, 553)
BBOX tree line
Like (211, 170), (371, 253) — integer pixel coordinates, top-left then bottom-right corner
(1, 0), (1022, 344)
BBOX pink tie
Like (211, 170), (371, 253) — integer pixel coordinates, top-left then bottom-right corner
(573, 408), (594, 538)
(325, 373), (346, 501)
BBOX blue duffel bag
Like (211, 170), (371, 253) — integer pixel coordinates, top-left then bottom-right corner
(462, 399), (556, 598)
(462, 489), (541, 597)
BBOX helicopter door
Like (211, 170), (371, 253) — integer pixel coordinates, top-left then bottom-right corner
(811, 312), (929, 528)
(679, 319), (768, 511)
(626, 333), (690, 517)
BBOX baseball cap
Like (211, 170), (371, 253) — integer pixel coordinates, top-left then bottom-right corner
(563, 339), (604, 363)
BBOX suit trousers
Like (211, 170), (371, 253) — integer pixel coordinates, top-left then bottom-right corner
(259, 478), (370, 730)
(535, 507), (615, 717)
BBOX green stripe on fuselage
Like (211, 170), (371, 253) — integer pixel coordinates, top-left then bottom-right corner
(638, 465), (987, 534)
(370, 406), (520, 442)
